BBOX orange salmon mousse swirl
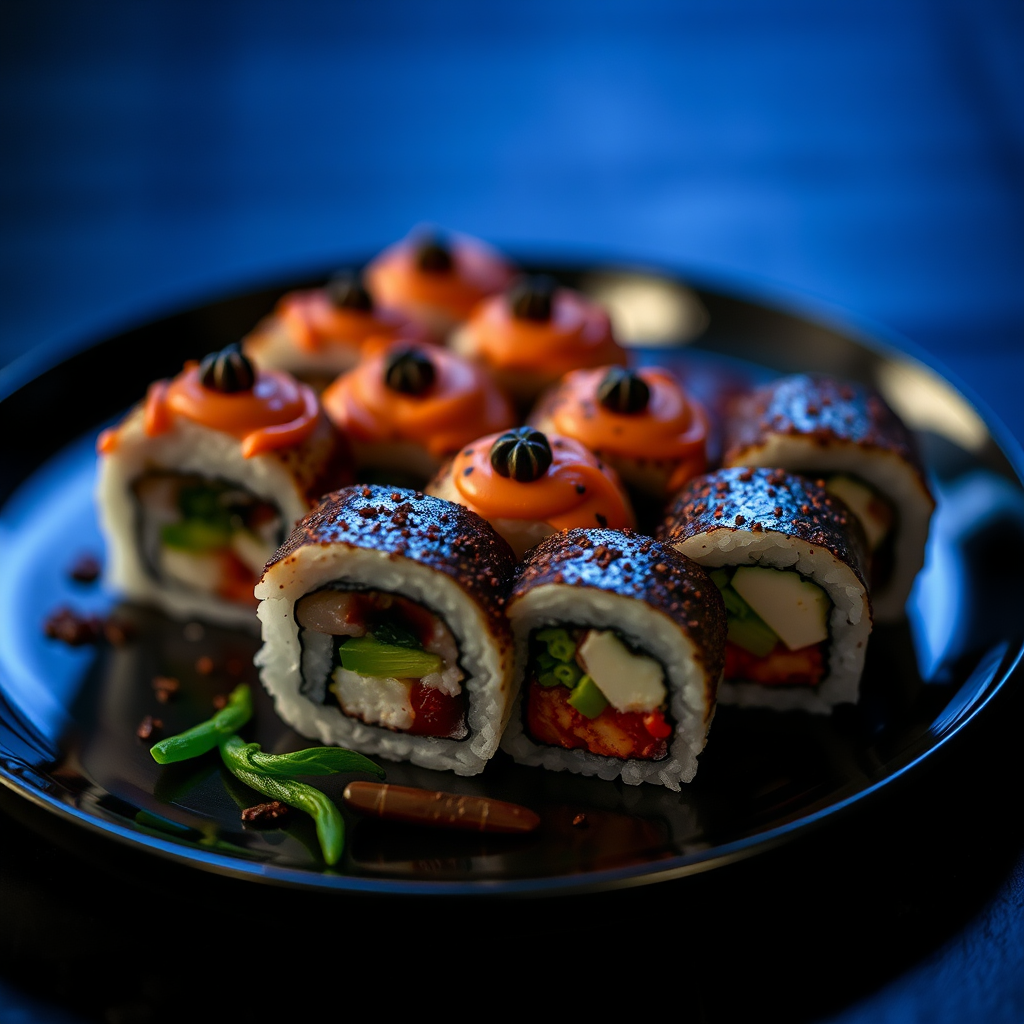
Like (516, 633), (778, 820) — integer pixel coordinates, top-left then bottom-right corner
(320, 341), (516, 485)
(242, 269), (433, 385)
(427, 427), (635, 559)
(531, 365), (711, 500)
(364, 227), (515, 340)
(450, 274), (628, 408)
(96, 344), (353, 630)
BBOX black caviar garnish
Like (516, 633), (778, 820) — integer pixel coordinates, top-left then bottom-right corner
(325, 270), (374, 312)
(384, 347), (436, 396)
(597, 366), (650, 414)
(198, 344), (255, 393)
(413, 231), (454, 273)
(489, 427), (553, 482)
(507, 274), (558, 322)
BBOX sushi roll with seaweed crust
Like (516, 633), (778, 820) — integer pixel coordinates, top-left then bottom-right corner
(254, 486), (518, 776)
(96, 345), (352, 630)
(722, 373), (934, 622)
(660, 468), (872, 714)
(500, 528), (726, 790)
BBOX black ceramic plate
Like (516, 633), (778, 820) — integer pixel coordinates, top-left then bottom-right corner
(1, 261), (1022, 897)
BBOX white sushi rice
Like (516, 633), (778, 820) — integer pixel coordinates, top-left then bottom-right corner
(97, 407), (312, 631)
(500, 585), (716, 790)
(727, 436), (932, 623)
(255, 543), (514, 776)
(671, 527), (872, 713)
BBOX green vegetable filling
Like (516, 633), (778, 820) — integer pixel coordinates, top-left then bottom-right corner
(159, 483), (246, 552)
(710, 569), (780, 657)
(337, 633), (442, 678)
(529, 627), (606, 719)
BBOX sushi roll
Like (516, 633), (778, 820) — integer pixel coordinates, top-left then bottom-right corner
(96, 344), (353, 630)
(529, 364), (711, 502)
(427, 426), (636, 559)
(500, 529), (726, 789)
(451, 275), (628, 409)
(320, 339), (516, 488)
(242, 269), (433, 389)
(254, 486), (517, 776)
(722, 373), (934, 622)
(660, 468), (872, 713)
(363, 226), (515, 340)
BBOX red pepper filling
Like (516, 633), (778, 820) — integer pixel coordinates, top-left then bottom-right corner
(526, 679), (670, 761)
(723, 641), (826, 687)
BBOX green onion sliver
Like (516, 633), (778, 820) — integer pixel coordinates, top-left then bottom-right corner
(150, 684), (253, 765)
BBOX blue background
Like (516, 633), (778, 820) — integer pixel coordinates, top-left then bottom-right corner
(1, 2), (1022, 1020)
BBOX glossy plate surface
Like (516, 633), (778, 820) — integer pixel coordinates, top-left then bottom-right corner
(1, 261), (1022, 896)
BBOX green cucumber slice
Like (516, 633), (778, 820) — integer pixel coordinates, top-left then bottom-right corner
(337, 634), (441, 678)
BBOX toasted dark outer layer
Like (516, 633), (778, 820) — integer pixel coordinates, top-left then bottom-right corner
(510, 527), (727, 692)
(724, 373), (926, 474)
(660, 467), (869, 586)
(266, 485), (517, 633)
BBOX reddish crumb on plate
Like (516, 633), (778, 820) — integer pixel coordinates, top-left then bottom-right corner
(241, 801), (291, 826)
(136, 715), (163, 741)
(195, 655), (215, 675)
(211, 693), (229, 710)
(572, 813), (588, 828)
(152, 676), (180, 702)
(43, 607), (104, 646)
(69, 554), (102, 583)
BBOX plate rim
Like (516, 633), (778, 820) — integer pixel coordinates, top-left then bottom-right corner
(2, 257), (1022, 897)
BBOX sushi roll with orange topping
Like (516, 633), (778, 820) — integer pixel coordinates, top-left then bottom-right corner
(500, 528), (725, 789)
(96, 344), (353, 629)
(364, 227), (515, 340)
(242, 270), (432, 389)
(451, 275), (628, 408)
(426, 427), (636, 559)
(530, 364), (711, 502)
(320, 340), (516, 487)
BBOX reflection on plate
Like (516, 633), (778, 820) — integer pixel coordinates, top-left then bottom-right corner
(1, 262), (1022, 896)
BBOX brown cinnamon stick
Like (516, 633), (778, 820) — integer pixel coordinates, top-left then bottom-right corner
(342, 781), (540, 834)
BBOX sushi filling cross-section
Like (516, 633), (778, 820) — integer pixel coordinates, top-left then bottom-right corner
(524, 626), (673, 760)
(709, 566), (831, 687)
(295, 587), (467, 740)
(133, 472), (283, 607)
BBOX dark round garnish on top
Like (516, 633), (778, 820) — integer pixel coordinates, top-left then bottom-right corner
(507, 274), (558, 322)
(325, 270), (374, 312)
(489, 426), (553, 482)
(413, 232), (454, 273)
(384, 347), (436, 396)
(198, 344), (255, 393)
(597, 366), (650, 414)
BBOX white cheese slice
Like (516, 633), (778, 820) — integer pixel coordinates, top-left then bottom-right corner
(330, 668), (414, 730)
(731, 566), (829, 652)
(575, 630), (666, 713)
